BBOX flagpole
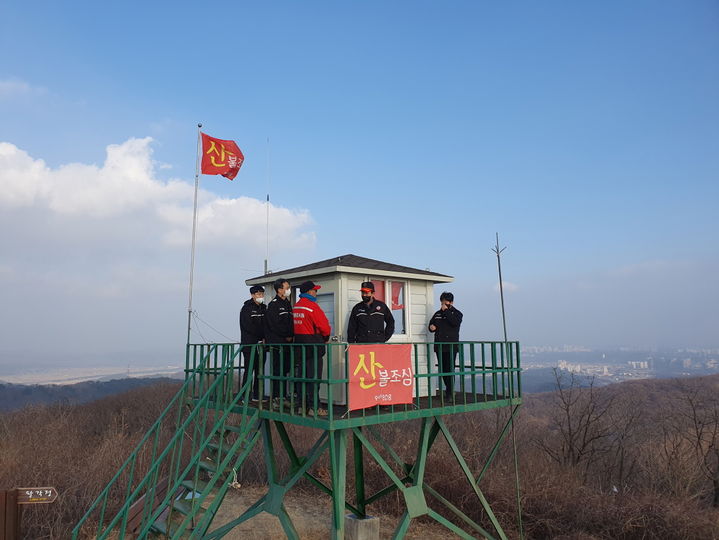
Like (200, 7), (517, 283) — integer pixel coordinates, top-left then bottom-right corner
(187, 123), (202, 344)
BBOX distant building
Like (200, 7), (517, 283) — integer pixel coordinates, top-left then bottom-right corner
(558, 360), (581, 373)
(628, 361), (649, 369)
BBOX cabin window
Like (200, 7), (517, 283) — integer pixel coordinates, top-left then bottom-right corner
(370, 279), (407, 335)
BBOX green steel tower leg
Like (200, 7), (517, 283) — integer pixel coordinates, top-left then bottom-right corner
(329, 429), (347, 540)
(261, 419), (300, 540)
(353, 428), (366, 518)
(392, 512), (411, 540)
(277, 505), (300, 540)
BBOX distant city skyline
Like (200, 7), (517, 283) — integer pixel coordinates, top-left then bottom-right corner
(1, 2), (718, 373)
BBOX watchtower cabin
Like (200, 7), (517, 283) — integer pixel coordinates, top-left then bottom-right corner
(246, 254), (454, 402)
(74, 254), (523, 540)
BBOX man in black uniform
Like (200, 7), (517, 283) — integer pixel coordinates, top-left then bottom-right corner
(264, 278), (294, 404)
(347, 281), (395, 343)
(239, 285), (266, 401)
(428, 292), (463, 399)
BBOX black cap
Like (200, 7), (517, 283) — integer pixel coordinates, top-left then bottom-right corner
(250, 285), (264, 295)
(360, 281), (375, 292)
(440, 291), (454, 302)
(299, 280), (321, 293)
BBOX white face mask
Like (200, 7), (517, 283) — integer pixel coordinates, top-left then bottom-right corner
(284, 288), (292, 298)
(254, 296), (265, 304)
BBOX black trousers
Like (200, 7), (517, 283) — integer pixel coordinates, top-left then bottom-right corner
(435, 344), (458, 395)
(295, 340), (325, 410)
(240, 344), (262, 399)
(270, 344), (293, 399)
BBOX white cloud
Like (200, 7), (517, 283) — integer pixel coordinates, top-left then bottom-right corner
(0, 138), (314, 248)
(0, 78), (47, 99)
(494, 281), (519, 293)
(0, 138), (317, 358)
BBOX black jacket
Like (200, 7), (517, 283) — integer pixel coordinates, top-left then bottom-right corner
(264, 295), (294, 344)
(428, 306), (463, 343)
(239, 298), (266, 344)
(347, 299), (395, 343)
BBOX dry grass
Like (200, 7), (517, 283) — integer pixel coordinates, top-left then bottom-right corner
(2, 376), (719, 539)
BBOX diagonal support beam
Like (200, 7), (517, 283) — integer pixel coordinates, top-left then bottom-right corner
(364, 476), (413, 506)
(204, 495), (267, 540)
(277, 431), (330, 495)
(413, 418), (432, 486)
(351, 427), (407, 492)
(423, 484), (496, 540)
(427, 508), (476, 540)
(274, 423), (361, 516)
(209, 420), (328, 539)
(391, 512), (411, 540)
(364, 419), (441, 505)
(436, 416), (507, 540)
(277, 504), (299, 540)
(366, 425), (411, 474)
(477, 405), (521, 483)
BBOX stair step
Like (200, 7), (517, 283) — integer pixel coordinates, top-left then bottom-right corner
(150, 520), (168, 535)
(171, 499), (195, 516)
(198, 460), (217, 473)
(206, 441), (252, 459)
(181, 479), (209, 493)
(207, 441), (222, 452)
(223, 424), (249, 434)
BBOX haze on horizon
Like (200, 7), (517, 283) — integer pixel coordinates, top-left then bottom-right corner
(1, 2), (717, 373)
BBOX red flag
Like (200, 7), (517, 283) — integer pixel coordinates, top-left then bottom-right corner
(200, 133), (244, 180)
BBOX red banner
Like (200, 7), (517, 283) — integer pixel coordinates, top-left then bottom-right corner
(200, 133), (244, 180)
(348, 344), (413, 410)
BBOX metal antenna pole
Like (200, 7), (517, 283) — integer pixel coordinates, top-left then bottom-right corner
(187, 123), (202, 344)
(492, 232), (508, 342)
(264, 136), (270, 275)
(491, 232), (524, 539)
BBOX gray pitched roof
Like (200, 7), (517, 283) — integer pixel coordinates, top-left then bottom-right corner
(247, 254), (452, 282)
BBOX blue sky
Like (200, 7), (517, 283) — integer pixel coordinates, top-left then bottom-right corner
(1, 1), (717, 368)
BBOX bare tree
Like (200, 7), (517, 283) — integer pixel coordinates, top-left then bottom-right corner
(670, 380), (719, 507)
(600, 392), (643, 494)
(536, 369), (614, 483)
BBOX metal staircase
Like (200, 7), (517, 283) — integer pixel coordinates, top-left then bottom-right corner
(72, 344), (263, 539)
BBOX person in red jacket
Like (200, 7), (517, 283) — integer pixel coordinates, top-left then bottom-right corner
(293, 280), (331, 415)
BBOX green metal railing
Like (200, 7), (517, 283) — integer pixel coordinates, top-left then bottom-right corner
(188, 341), (521, 426)
(72, 344), (263, 539)
(183, 339), (523, 540)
